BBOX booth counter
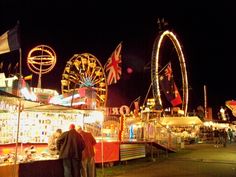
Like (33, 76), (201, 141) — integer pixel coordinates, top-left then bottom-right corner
(0, 141), (120, 164)
(0, 163), (18, 177)
(0, 140), (146, 177)
(0, 159), (63, 177)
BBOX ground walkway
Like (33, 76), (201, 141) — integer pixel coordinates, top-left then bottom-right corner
(97, 142), (236, 177)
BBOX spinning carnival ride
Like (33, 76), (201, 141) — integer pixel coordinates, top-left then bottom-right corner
(151, 30), (189, 115)
(61, 53), (107, 108)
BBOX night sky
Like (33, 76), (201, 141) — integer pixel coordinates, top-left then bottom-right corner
(0, 1), (235, 119)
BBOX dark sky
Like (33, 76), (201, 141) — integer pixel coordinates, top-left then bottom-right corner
(0, 1), (235, 118)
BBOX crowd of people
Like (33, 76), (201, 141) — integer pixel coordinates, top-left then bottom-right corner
(213, 127), (234, 147)
(48, 124), (97, 177)
(199, 126), (235, 147)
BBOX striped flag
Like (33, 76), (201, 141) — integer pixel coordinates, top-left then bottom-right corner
(105, 42), (122, 85)
(0, 24), (20, 55)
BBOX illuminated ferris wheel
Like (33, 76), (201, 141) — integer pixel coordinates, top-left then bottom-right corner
(61, 53), (107, 108)
(151, 30), (189, 115)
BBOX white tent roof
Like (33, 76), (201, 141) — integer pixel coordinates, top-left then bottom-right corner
(159, 116), (203, 126)
(0, 93), (102, 114)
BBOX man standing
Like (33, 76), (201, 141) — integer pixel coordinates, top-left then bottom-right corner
(213, 127), (220, 148)
(77, 126), (97, 177)
(57, 124), (85, 177)
(227, 128), (233, 144)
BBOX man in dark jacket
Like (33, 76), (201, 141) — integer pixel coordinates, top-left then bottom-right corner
(57, 124), (85, 177)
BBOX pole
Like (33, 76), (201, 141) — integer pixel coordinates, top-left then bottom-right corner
(129, 96), (141, 110)
(101, 121), (104, 177)
(37, 62), (42, 88)
(142, 62), (169, 108)
(13, 99), (22, 177)
(143, 83), (152, 108)
(204, 85), (207, 119)
(17, 48), (23, 97)
(19, 48), (22, 77)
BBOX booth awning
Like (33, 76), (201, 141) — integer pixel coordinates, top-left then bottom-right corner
(159, 116), (203, 126)
(0, 91), (102, 114)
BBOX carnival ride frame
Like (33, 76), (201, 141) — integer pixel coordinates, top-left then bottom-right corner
(151, 30), (189, 115)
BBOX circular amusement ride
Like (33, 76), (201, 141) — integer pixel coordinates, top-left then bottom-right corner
(151, 30), (189, 116)
(61, 53), (107, 109)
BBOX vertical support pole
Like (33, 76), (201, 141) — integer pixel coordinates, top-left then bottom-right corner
(204, 85), (207, 119)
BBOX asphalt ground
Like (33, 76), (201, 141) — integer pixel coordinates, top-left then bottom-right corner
(96, 142), (236, 177)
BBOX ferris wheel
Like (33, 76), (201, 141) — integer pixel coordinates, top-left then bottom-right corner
(61, 53), (107, 108)
(151, 30), (189, 115)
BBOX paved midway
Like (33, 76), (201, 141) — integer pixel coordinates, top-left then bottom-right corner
(98, 143), (236, 177)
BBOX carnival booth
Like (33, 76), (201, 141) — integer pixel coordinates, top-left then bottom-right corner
(159, 116), (203, 144)
(0, 91), (105, 177)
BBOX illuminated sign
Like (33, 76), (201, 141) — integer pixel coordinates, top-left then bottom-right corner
(105, 105), (130, 116)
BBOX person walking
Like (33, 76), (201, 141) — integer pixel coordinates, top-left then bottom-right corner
(77, 126), (97, 177)
(213, 127), (220, 148)
(57, 124), (85, 177)
(222, 128), (228, 147)
(227, 128), (233, 144)
(48, 128), (62, 155)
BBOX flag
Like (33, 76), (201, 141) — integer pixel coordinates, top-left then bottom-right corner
(105, 42), (122, 85)
(24, 74), (33, 80)
(159, 62), (182, 106)
(171, 83), (182, 106)
(0, 24), (20, 55)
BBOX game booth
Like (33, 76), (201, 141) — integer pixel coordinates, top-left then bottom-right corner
(0, 91), (109, 177)
(0, 90), (154, 177)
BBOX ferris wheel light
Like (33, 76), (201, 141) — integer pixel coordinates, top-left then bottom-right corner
(67, 61), (72, 66)
(74, 60), (81, 67)
(61, 80), (69, 86)
(62, 74), (69, 79)
(100, 95), (106, 100)
(61, 53), (108, 109)
(81, 58), (88, 64)
(99, 82), (106, 87)
(89, 63), (96, 68)
(65, 67), (70, 73)
(95, 71), (102, 76)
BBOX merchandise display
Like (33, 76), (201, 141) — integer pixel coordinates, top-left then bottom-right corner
(0, 96), (104, 166)
(0, 111), (83, 144)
